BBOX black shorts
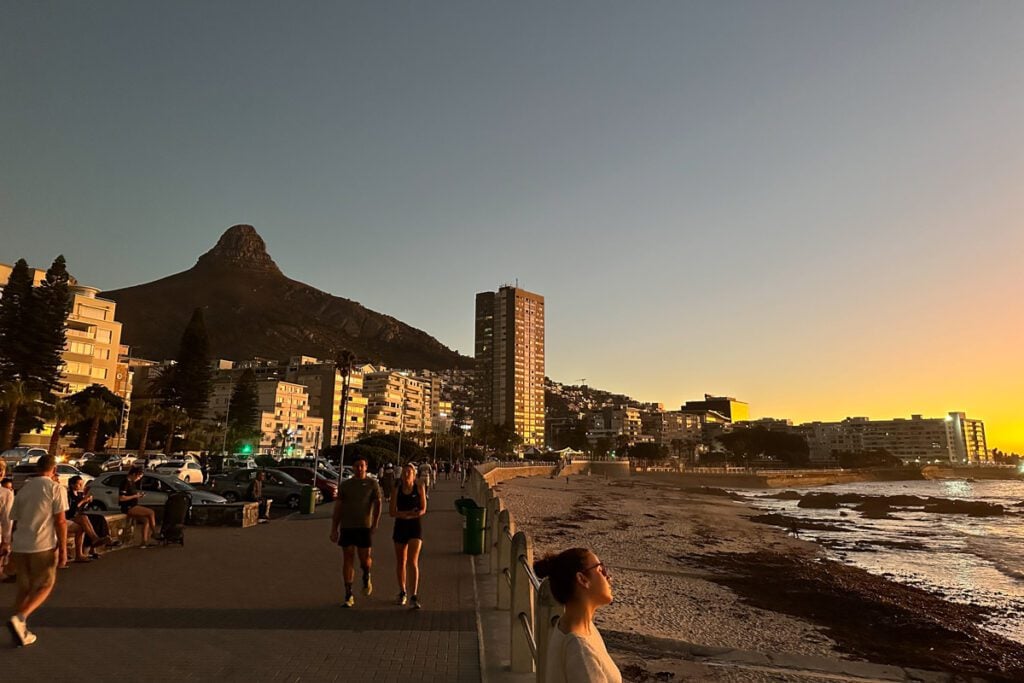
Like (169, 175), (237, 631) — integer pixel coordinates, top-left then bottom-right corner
(338, 527), (373, 549)
(392, 519), (422, 544)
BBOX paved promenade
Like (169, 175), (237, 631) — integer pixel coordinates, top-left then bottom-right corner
(2, 479), (480, 682)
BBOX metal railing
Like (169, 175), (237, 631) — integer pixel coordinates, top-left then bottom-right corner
(467, 466), (563, 681)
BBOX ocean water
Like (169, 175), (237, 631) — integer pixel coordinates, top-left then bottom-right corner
(734, 479), (1024, 644)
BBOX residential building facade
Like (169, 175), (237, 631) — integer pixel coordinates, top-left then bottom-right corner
(474, 286), (545, 447)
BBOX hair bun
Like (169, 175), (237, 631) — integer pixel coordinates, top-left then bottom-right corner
(533, 556), (553, 579)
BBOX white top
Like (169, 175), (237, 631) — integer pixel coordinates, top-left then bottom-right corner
(544, 620), (622, 683)
(0, 486), (13, 545)
(11, 476), (68, 553)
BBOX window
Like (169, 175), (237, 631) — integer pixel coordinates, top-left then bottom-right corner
(77, 305), (107, 321)
(95, 329), (112, 343)
(91, 367), (108, 380)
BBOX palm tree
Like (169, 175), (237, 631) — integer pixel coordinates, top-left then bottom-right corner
(334, 349), (357, 448)
(0, 380), (41, 450)
(133, 403), (164, 457)
(161, 405), (188, 456)
(82, 398), (119, 453)
(47, 398), (81, 457)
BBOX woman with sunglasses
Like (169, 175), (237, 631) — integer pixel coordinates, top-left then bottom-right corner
(534, 547), (620, 683)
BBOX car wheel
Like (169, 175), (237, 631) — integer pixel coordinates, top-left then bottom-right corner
(223, 491), (239, 502)
(85, 501), (106, 512)
(287, 494), (300, 509)
(184, 476), (191, 483)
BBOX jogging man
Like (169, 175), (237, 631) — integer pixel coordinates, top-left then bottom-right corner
(7, 455), (68, 647)
(329, 456), (382, 607)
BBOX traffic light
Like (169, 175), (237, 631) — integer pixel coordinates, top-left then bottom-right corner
(240, 443), (253, 455)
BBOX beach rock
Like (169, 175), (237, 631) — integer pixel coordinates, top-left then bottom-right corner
(797, 492), (861, 508)
(767, 490), (802, 500)
(922, 498), (1004, 516)
(751, 513), (851, 533)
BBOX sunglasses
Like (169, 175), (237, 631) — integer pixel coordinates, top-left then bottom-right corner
(583, 561), (610, 578)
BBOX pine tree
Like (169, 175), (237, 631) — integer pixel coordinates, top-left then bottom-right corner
(228, 368), (259, 432)
(172, 308), (212, 419)
(30, 255), (72, 397)
(0, 259), (35, 385)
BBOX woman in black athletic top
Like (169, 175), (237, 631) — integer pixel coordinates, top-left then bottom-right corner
(390, 462), (427, 608)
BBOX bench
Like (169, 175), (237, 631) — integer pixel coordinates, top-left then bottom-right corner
(63, 512), (137, 554)
(189, 502), (260, 528)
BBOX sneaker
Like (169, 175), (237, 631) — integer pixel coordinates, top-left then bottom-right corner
(343, 594), (355, 608)
(410, 596), (422, 610)
(21, 630), (37, 647)
(397, 591), (408, 606)
(362, 573), (373, 596)
(7, 615), (27, 646)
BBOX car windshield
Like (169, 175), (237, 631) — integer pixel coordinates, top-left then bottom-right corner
(267, 470), (299, 485)
(158, 462), (185, 468)
(156, 476), (195, 491)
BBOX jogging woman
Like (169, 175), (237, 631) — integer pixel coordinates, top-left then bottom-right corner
(390, 463), (426, 609)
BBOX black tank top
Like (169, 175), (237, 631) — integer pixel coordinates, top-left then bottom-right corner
(395, 483), (421, 512)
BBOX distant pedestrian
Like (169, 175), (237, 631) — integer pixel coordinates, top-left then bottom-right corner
(246, 470), (270, 523)
(390, 463), (427, 608)
(329, 455), (382, 607)
(7, 456), (69, 648)
(0, 461), (12, 579)
(380, 466), (395, 504)
(534, 547), (620, 683)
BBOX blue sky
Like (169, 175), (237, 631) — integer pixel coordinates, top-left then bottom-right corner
(2, 2), (1022, 448)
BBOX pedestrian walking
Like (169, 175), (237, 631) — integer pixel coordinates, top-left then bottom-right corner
(390, 463), (427, 608)
(329, 455), (382, 607)
(6, 456), (69, 647)
(246, 470), (270, 523)
(534, 547), (620, 683)
(0, 461), (13, 579)
(380, 465), (395, 504)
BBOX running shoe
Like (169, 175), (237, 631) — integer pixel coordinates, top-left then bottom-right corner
(362, 572), (373, 596)
(397, 591), (408, 606)
(410, 596), (422, 610)
(21, 630), (37, 646)
(7, 615), (28, 646)
(342, 594), (355, 608)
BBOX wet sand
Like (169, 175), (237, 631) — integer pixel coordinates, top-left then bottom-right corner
(495, 473), (1024, 682)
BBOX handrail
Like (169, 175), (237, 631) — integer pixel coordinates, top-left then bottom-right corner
(470, 466), (565, 681)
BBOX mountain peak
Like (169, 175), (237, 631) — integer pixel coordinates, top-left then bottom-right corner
(195, 225), (281, 274)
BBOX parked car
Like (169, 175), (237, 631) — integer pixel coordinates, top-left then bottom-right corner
(55, 464), (93, 488)
(85, 471), (227, 511)
(280, 458), (347, 481)
(11, 463), (95, 491)
(275, 466), (339, 502)
(73, 453), (123, 472)
(222, 457), (257, 471)
(153, 460), (206, 484)
(207, 468), (323, 509)
(2, 447), (47, 468)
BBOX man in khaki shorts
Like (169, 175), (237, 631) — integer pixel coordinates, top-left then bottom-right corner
(329, 456), (382, 607)
(7, 455), (68, 647)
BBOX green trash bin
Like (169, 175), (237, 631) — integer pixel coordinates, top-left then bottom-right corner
(454, 498), (486, 555)
(299, 485), (317, 515)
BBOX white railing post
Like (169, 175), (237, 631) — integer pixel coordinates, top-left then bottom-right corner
(510, 530), (535, 674)
(535, 578), (563, 683)
(496, 508), (514, 609)
(490, 496), (505, 573)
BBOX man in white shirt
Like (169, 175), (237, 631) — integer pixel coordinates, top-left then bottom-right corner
(0, 460), (14, 575)
(7, 455), (68, 648)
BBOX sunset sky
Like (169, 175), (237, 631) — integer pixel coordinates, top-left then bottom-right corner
(3, 3), (1022, 452)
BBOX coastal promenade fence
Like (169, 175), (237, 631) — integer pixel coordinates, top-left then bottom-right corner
(465, 462), (570, 681)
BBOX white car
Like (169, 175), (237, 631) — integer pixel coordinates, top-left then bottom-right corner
(153, 460), (206, 484)
(55, 463), (94, 489)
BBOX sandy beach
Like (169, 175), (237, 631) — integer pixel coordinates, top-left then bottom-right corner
(494, 472), (1024, 682)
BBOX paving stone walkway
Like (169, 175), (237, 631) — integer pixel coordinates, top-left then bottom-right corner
(2, 479), (480, 682)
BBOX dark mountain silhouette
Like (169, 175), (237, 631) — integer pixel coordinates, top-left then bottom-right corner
(103, 225), (472, 370)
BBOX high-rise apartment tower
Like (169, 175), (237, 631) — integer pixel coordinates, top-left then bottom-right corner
(474, 286), (545, 447)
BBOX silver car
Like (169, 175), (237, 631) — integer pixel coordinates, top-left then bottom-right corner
(85, 471), (227, 511)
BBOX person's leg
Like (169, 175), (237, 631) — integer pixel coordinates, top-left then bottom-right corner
(342, 544), (356, 598)
(69, 521), (86, 561)
(394, 542), (408, 596)
(146, 508), (157, 542)
(76, 514), (100, 544)
(127, 507), (151, 545)
(15, 551), (57, 619)
(407, 539), (423, 599)
(358, 544), (373, 595)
